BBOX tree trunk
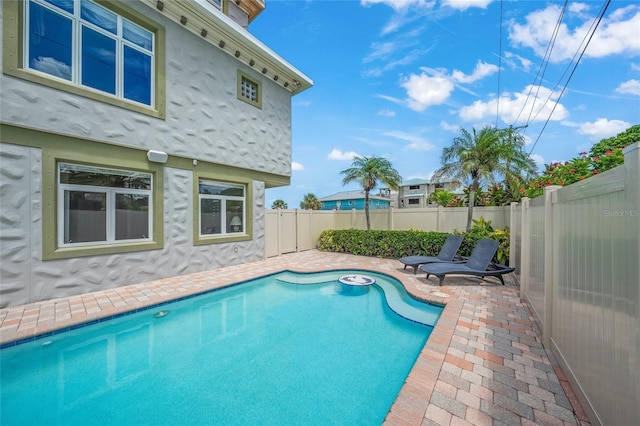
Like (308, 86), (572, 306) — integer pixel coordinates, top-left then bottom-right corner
(365, 190), (371, 230)
(466, 183), (476, 232)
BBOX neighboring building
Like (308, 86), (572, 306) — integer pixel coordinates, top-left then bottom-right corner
(397, 178), (460, 208)
(319, 190), (391, 211)
(0, 0), (312, 308)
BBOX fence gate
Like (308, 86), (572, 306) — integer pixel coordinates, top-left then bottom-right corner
(278, 210), (297, 254)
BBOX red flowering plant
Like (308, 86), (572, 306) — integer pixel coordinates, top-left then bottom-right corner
(523, 124), (638, 198)
(524, 154), (591, 198)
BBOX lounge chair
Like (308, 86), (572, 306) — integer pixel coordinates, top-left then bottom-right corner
(398, 235), (464, 274)
(420, 238), (515, 285)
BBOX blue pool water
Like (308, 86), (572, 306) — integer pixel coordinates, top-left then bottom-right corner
(1, 270), (443, 425)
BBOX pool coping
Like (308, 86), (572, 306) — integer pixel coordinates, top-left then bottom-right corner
(0, 250), (589, 425)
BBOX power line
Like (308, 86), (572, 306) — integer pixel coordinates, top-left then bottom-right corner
(495, 0), (503, 127)
(527, 0), (607, 125)
(528, 0), (612, 155)
(513, 1), (568, 127)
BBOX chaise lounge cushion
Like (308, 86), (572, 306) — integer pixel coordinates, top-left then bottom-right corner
(420, 239), (514, 285)
(398, 235), (464, 274)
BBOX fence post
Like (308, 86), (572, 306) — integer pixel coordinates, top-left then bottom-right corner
(520, 198), (530, 298)
(389, 207), (394, 230)
(437, 205), (444, 232)
(509, 202), (518, 268)
(276, 208), (282, 256)
(543, 186), (561, 347)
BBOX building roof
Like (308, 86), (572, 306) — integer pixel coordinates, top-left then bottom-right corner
(401, 178), (430, 186)
(400, 177), (460, 186)
(319, 190), (389, 202)
(141, 0), (313, 95)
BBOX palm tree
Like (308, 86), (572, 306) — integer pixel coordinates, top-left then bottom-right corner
(340, 155), (402, 230)
(432, 126), (535, 231)
(271, 199), (287, 209)
(299, 193), (321, 210)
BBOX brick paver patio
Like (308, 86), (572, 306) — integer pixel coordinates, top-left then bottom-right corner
(0, 250), (590, 425)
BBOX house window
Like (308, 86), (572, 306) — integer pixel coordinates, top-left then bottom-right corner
(435, 182), (444, 189)
(58, 163), (152, 247)
(199, 180), (246, 236)
(409, 185), (420, 190)
(237, 70), (261, 108)
(25, 0), (154, 106)
(241, 78), (258, 102)
(207, 0), (223, 9)
(408, 198), (420, 205)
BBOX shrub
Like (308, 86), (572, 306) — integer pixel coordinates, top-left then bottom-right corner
(317, 222), (510, 265)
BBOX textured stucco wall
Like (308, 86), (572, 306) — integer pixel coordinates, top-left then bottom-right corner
(0, 143), (266, 308)
(0, 1), (279, 307)
(0, 0), (292, 177)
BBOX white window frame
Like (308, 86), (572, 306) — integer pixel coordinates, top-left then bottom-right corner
(207, 0), (223, 10)
(57, 163), (153, 247)
(199, 180), (246, 237)
(24, 0), (155, 107)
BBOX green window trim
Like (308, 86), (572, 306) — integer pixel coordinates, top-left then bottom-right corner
(193, 171), (253, 246)
(237, 69), (261, 109)
(2, 0), (166, 119)
(36, 135), (165, 260)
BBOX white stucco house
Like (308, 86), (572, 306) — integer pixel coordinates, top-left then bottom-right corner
(0, 0), (312, 308)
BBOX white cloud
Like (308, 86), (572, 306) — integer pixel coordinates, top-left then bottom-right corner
(441, 0), (493, 11)
(294, 100), (311, 107)
(32, 57), (71, 80)
(378, 109), (396, 117)
(530, 153), (545, 168)
(459, 85), (569, 123)
(578, 118), (631, 140)
(401, 73), (454, 111)
(509, 4), (640, 62)
(360, 0), (434, 12)
(383, 130), (436, 150)
(328, 148), (360, 160)
(376, 94), (405, 105)
(291, 162), (304, 171)
(400, 61), (498, 112)
(440, 121), (460, 132)
(616, 79), (640, 95)
(503, 51), (533, 72)
(451, 61), (498, 84)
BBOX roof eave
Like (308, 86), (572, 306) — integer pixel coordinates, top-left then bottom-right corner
(141, 0), (313, 95)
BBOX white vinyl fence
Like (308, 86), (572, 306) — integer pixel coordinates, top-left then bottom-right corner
(266, 144), (640, 426)
(510, 143), (639, 426)
(265, 205), (510, 256)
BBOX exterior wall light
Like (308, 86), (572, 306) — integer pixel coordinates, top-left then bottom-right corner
(147, 150), (168, 164)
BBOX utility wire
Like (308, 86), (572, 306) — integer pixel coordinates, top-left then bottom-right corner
(528, 0), (612, 154)
(513, 0), (568, 127)
(528, 6), (602, 125)
(495, 0), (503, 127)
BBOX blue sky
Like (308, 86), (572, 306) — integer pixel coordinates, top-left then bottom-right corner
(249, 0), (640, 209)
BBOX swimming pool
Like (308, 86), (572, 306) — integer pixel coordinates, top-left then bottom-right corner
(1, 270), (443, 425)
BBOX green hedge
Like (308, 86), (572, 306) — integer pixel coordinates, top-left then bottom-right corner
(317, 228), (510, 264)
